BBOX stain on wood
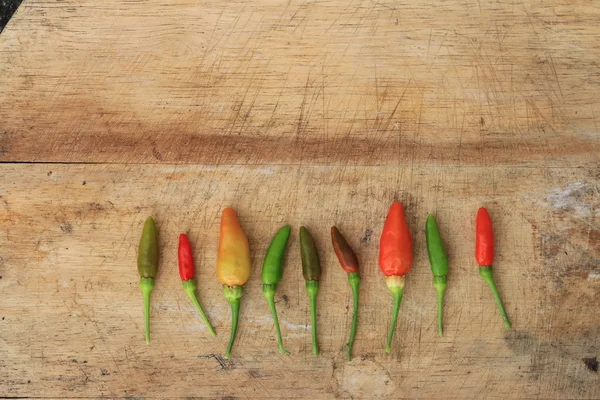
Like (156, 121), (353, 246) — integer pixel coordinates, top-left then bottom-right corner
(583, 357), (598, 373)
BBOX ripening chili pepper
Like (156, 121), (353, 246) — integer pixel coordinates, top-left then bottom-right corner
(476, 207), (511, 329)
(138, 216), (159, 343)
(261, 225), (292, 354)
(331, 226), (360, 361)
(379, 202), (413, 353)
(425, 214), (448, 337)
(217, 208), (252, 358)
(178, 234), (216, 337)
(300, 226), (321, 356)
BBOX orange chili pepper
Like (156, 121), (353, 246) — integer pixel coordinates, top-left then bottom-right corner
(379, 202), (413, 353)
(217, 208), (251, 358)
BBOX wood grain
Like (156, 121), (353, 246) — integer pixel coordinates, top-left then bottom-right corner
(0, 164), (598, 398)
(0, 0), (599, 165)
(1, 0), (599, 398)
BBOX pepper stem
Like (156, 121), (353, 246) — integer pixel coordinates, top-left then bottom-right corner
(223, 286), (243, 359)
(183, 280), (216, 337)
(263, 284), (290, 354)
(346, 272), (360, 360)
(433, 276), (447, 337)
(305, 280), (319, 356)
(385, 275), (405, 353)
(479, 267), (511, 329)
(140, 277), (154, 344)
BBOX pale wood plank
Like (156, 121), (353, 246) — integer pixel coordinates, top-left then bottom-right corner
(0, 0), (599, 165)
(0, 164), (598, 398)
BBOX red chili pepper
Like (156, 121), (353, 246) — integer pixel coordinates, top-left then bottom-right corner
(379, 201), (413, 353)
(178, 234), (195, 281)
(331, 226), (361, 360)
(379, 202), (413, 277)
(476, 208), (494, 266)
(331, 226), (359, 274)
(475, 208), (511, 329)
(178, 234), (216, 337)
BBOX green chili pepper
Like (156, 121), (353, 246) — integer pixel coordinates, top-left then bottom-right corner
(300, 226), (321, 356)
(425, 214), (448, 337)
(261, 225), (292, 354)
(138, 216), (159, 343)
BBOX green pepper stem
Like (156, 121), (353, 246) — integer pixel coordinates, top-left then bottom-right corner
(306, 280), (319, 356)
(263, 284), (290, 354)
(223, 286), (243, 359)
(183, 280), (216, 337)
(140, 277), (154, 344)
(385, 276), (405, 353)
(433, 276), (447, 337)
(479, 267), (511, 329)
(346, 272), (360, 360)
(385, 288), (403, 353)
(225, 300), (240, 359)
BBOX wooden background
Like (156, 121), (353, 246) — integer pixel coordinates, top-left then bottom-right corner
(0, 0), (599, 398)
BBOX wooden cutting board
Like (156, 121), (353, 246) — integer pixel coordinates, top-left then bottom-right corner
(0, 0), (598, 398)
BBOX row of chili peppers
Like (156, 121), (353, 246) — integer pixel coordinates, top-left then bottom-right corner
(137, 203), (510, 360)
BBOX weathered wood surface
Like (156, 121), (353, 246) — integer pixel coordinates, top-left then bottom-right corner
(0, 0), (599, 399)
(0, 0), (599, 165)
(0, 165), (598, 398)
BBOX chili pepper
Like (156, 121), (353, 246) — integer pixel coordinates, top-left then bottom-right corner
(178, 234), (216, 337)
(261, 225), (292, 354)
(425, 214), (448, 337)
(300, 226), (321, 356)
(379, 202), (413, 353)
(138, 216), (159, 343)
(217, 208), (252, 358)
(476, 207), (511, 329)
(331, 226), (360, 360)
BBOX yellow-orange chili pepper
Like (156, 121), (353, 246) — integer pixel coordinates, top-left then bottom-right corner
(217, 208), (251, 359)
